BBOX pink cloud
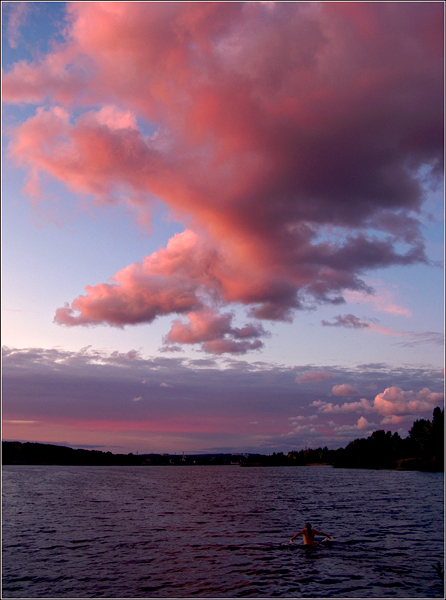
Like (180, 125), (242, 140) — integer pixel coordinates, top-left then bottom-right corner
(163, 308), (266, 354)
(296, 370), (333, 383)
(54, 229), (268, 353)
(332, 384), (359, 397)
(344, 288), (412, 317)
(4, 2), (30, 49)
(4, 2), (443, 352)
(367, 323), (403, 336)
(55, 230), (206, 327)
(166, 311), (233, 344)
(201, 338), (264, 356)
(357, 416), (373, 430)
(312, 386), (443, 429)
(380, 415), (410, 425)
(373, 386), (444, 416)
(310, 400), (324, 408)
(317, 398), (373, 413)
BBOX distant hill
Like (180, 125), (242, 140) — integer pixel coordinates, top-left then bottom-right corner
(1, 443), (248, 466)
(2, 442), (139, 466)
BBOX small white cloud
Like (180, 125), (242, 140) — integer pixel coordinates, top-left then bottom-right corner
(160, 382), (173, 388)
(291, 424), (313, 433)
(332, 383), (358, 396)
(357, 416), (372, 430)
(310, 400), (324, 407)
(317, 398), (374, 413)
(288, 415), (318, 423)
(333, 424), (360, 433)
(132, 396), (142, 402)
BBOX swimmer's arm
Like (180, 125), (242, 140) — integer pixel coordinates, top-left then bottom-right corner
(290, 529), (306, 542)
(313, 529), (332, 539)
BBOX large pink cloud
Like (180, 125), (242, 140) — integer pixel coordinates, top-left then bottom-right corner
(4, 2), (444, 353)
(53, 228), (295, 335)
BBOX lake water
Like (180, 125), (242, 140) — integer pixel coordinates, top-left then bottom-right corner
(2, 465), (444, 598)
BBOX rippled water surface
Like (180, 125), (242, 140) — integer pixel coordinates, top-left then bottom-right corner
(2, 465), (444, 598)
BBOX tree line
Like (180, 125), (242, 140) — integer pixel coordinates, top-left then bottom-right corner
(2, 408), (443, 470)
(276, 407), (443, 471)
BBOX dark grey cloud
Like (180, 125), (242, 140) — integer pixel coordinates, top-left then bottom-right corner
(321, 314), (370, 329)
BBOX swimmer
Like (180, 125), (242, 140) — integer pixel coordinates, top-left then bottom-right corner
(290, 522), (332, 545)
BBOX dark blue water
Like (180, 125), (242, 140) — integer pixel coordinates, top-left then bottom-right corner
(2, 465), (444, 598)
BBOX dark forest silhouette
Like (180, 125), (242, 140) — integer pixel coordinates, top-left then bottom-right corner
(3, 408), (443, 471)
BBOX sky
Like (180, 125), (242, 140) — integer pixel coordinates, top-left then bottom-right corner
(2, 1), (444, 455)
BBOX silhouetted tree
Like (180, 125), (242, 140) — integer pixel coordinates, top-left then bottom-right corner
(409, 418), (433, 458)
(432, 407), (444, 468)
